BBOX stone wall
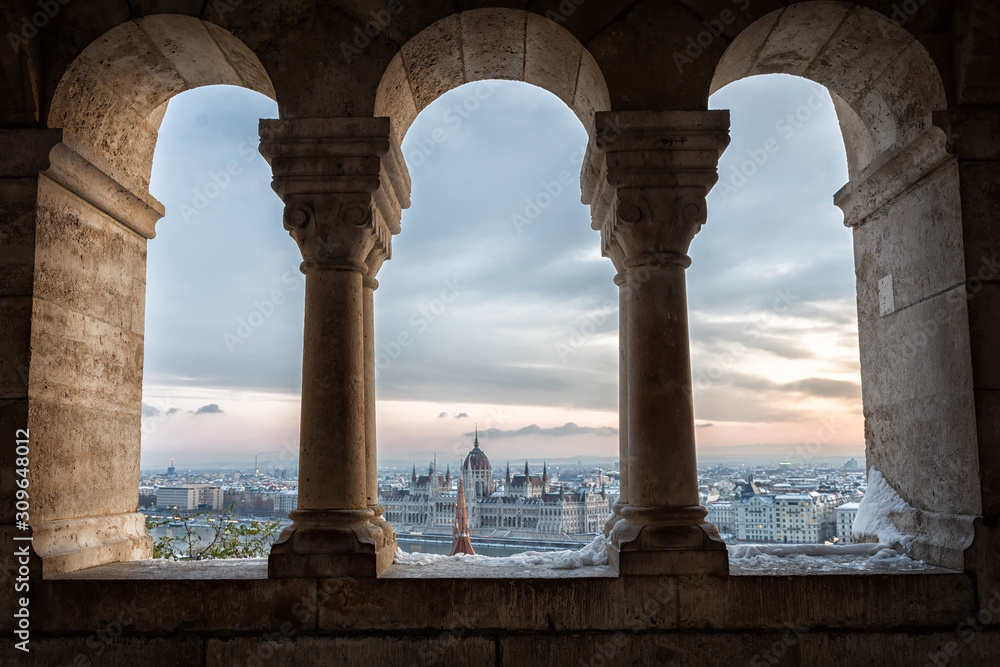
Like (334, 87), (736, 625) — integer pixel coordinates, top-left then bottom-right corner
(1, 0), (999, 662)
(3, 562), (999, 665)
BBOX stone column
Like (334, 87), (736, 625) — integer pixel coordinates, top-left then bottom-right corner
(364, 249), (395, 544)
(5, 130), (158, 575)
(602, 241), (628, 537)
(584, 111), (730, 576)
(930, 109), (1000, 605)
(259, 117), (408, 578)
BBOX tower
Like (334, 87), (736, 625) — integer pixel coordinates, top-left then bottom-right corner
(463, 427), (494, 500)
(167, 457), (175, 476)
(450, 479), (475, 556)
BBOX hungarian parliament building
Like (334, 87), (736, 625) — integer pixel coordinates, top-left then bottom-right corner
(380, 434), (613, 536)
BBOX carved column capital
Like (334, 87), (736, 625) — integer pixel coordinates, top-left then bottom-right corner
(259, 117), (410, 274)
(364, 244), (389, 289)
(582, 110), (730, 268)
(280, 195), (386, 273)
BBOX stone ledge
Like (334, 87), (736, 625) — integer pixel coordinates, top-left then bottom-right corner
(6, 631), (999, 667)
(29, 561), (980, 636)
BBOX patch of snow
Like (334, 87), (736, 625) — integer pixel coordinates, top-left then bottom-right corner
(728, 542), (887, 559)
(393, 534), (608, 570)
(727, 542), (926, 573)
(852, 467), (916, 549)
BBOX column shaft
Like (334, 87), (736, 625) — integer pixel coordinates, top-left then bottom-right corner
(363, 280), (378, 507)
(298, 269), (367, 510)
(583, 110), (731, 576)
(625, 262), (698, 509)
(604, 274), (629, 536)
(259, 116), (408, 578)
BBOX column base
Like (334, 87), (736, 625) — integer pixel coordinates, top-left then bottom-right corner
(268, 508), (397, 578)
(609, 505), (729, 577)
(370, 503), (396, 544)
(603, 501), (625, 537)
(31, 512), (152, 576)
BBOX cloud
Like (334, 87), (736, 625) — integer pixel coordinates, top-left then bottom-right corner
(143, 403), (181, 418)
(191, 403), (224, 415)
(438, 412), (448, 418)
(470, 422), (618, 439)
(455, 412), (469, 418)
(780, 377), (860, 400)
(696, 422), (714, 428)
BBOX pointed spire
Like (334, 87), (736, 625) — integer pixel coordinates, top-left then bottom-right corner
(505, 461), (511, 485)
(411, 462), (416, 484)
(542, 461), (548, 491)
(474, 424), (479, 448)
(446, 463), (451, 483)
(450, 478), (475, 556)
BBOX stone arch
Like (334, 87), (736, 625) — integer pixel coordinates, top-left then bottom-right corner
(710, 1), (947, 180)
(709, 2), (975, 569)
(374, 7), (611, 144)
(28, 15), (276, 575)
(47, 14), (276, 213)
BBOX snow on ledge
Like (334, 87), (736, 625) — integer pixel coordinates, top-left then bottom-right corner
(853, 467), (916, 549)
(727, 542), (927, 574)
(728, 542), (890, 559)
(393, 534), (609, 570)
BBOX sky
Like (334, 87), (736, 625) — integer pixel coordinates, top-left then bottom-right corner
(140, 74), (863, 471)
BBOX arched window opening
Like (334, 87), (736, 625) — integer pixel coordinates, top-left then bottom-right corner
(27, 15), (280, 575)
(701, 2), (973, 571)
(140, 85), (304, 555)
(692, 73), (860, 546)
(377, 80), (618, 557)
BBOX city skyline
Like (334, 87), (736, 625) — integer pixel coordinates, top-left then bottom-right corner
(140, 74), (862, 468)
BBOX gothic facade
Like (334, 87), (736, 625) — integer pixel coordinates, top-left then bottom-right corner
(380, 438), (611, 535)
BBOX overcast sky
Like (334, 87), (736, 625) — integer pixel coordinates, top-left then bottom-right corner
(140, 74), (863, 470)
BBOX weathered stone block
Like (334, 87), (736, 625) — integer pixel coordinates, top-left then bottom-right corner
(461, 9), (524, 83)
(206, 635), (495, 666)
(852, 162), (964, 324)
(863, 390), (980, 516)
(677, 574), (976, 630)
(1, 637), (202, 666)
(858, 287), (973, 409)
(34, 577), (316, 633)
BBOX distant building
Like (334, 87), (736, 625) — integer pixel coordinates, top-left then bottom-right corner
(380, 434), (611, 536)
(706, 476), (849, 544)
(156, 485), (223, 511)
(706, 501), (735, 535)
(156, 486), (198, 510)
(774, 493), (837, 544)
(836, 502), (860, 544)
(843, 458), (860, 471)
(274, 490), (298, 514)
(728, 476), (774, 543)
